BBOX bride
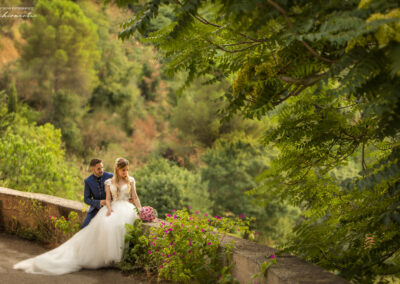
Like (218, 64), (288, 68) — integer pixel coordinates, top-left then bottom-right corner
(13, 157), (142, 275)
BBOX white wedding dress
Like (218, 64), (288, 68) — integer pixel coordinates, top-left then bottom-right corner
(13, 177), (139, 275)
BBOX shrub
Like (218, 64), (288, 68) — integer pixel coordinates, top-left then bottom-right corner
(121, 208), (254, 283)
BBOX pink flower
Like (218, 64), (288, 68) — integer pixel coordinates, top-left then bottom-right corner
(188, 205), (192, 209)
(208, 242), (212, 245)
(159, 265), (163, 268)
(188, 250), (191, 254)
(173, 252), (176, 255)
(181, 255), (185, 258)
(151, 242), (155, 246)
(270, 254), (275, 259)
(201, 229), (205, 232)
(237, 228), (240, 231)
(172, 209), (176, 212)
(174, 215), (177, 219)
(239, 213), (245, 219)
(166, 214), (171, 217)
(195, 211), (199, 214)
(148, 251), (152, 254)
(168, 228), (173, 232)
(204, 213), (208, 217)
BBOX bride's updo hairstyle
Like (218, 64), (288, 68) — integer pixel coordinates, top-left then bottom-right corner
(112, 157), (131, 200)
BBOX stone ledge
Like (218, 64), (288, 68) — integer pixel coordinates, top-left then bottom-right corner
(0, 187), (348, 283)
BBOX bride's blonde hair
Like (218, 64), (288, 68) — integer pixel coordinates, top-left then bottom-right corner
(112, 157), (131, 199)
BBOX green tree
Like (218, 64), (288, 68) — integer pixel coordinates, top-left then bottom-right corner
(134, 158), (211, 217)
(0, 122), (81, 200)
(138, 62), (160, 101)
(200, 136), (297, 243)
(112, 0), (400, 281)
(168, 80), (265, 169)
(7, 81), (17, 114)
(52, 91), (84, 154)
(18, 0), (99, 109)
(81, 0), (142, 135)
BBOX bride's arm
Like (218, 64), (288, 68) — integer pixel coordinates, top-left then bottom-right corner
(131, 181), (142, 210)
(105, 184), (112, 216)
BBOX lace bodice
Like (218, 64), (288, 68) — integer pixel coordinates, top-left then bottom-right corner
(104, 177), (136, 201)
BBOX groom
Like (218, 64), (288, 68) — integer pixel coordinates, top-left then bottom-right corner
(81, 158), (113, 228)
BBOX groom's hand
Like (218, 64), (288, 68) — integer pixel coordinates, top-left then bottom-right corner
(100, 200), (106, 206)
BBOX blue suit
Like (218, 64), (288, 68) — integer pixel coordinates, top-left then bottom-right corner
(81, 172), (113, 228)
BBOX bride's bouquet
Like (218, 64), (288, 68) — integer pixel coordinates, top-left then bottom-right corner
(138, 206), (157, 222)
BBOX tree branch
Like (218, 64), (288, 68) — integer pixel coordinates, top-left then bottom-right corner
(266, 0), (337, 64)
(205, 38), (261, 53)
(274, 84), (307, 105)
(173, 0), (268, 43)
(279, 72), (327, 86)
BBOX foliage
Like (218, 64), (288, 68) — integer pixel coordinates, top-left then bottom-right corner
(121, 208), (248, 283)
(112, 0), (400, 281)
(0, 90), (14, 135)
(49, 211), (81, 245)
(9, 199), (55, 244)
(50, 211), (80, 235)
(134, 158), (212, 217)
(7, 81), (17, 113)
(251, 255), (277, 280)
(18, 0), (99, 104)
(0, 112), (81, 199)
(13, 0), (101, 155)
(120, 219), (151, 272)
(201, 136), (299, 245)
(52, 90), (85, 154)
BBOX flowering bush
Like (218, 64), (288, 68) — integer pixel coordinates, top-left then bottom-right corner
(122, 207), (254, 283)
(139, 206), (157, 222)
(120, 219), (151, 273)
(49, 211), (80, 245)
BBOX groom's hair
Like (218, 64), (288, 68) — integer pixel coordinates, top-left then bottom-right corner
(89, 158), (102, 167)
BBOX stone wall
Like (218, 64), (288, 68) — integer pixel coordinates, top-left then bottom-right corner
(0, 187), (348, 283)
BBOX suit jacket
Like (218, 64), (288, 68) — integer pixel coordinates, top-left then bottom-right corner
(83, 172), (113, 213)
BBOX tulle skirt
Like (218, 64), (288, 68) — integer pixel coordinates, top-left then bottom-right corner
(13, 200), (138, 275)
